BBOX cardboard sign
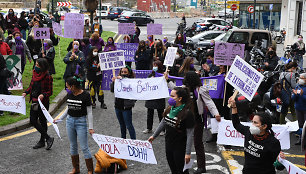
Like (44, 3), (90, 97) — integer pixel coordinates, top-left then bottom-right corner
(0, 94), (26, 115)
(115, 43), (139, 62)
(147, 24), (163, 35)
(64, 13), (84, 39)
(118, 23), (135, 35)
(34, 28), (50, 39)
(214, 42), (245, 65)
(4, 55), (23, 90)
(92, 133), (157, 164)
(163, 47), (178, 67)
(52, 21), (63, 37)
(225, 56), (264, 101)
(99, 50), (126, 71)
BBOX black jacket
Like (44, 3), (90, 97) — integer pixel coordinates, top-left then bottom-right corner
(291, 42), (305, 56)
(26, 36), (42, 56)
(145, 73), (166, 109)
(111, 81), (136, 110)
(263, 55), (278, 71)
(39, 47), (56, 74)
(135, 49), (151, 70)
(86, 56), (101, 81)
(63, 50), (85, 80)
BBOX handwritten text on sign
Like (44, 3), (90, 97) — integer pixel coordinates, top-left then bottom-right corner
(118, 23), (135, 35)
(99, 50), (126, 71)
(34, 28), (50, 39)
(147, 24), (163, 35)
(164, 47), (178, 67)
(52, 21), (63, 37)
(214, 42), (245, 65)
(115, 43), (139, 62)
(115, 77), (169, 100)
(92, 133), (157, 164)
(64, 13), (84, 39)
(225, 56), (264, 101)
(0, 94), (26, 115)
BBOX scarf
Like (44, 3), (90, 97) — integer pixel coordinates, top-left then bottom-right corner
(297, 41), (305, 50)
(253, 132), (270, 141)
(32, 70), (47, 82)
(169, 104), (185, 119)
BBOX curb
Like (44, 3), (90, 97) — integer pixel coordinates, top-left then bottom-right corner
(0, 89), (68, 136)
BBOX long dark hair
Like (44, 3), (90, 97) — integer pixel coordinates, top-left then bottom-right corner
(119, 65), (135, 78)
(87, 46), (98, 62)
(183, 71), (202, 92)
(37, 58), (49, 73)
(285, 61), (298, 70)
(66, 75), (83, 89)
(136, 40), (146, 54)
(178, 57), (194, 75)
(255, 112), (274, 135)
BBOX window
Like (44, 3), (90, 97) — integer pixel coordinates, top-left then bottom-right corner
(228, 32), (249, 44)
(203, 34), (214, 40)
(251, 32), (269, 44)
(220, 21), (228, 26)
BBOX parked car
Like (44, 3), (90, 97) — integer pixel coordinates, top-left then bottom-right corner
(218, 9), (239, 18)
(187, 30), (225, 48)
(108, 7), (130, 20)
(118, 11), (154, 26)
(69, 6), (80, 13)
(96, 3), (111, 19)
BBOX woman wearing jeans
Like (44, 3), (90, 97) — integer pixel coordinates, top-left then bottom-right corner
(111, 66), (137, 139)
(54, 76), (94, 174)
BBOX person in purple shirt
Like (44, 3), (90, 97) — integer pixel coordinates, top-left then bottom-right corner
(89, 33), (105, 52)
(103, 37), (117, 52)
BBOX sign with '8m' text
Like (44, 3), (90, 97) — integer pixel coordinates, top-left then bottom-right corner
(99, 50), (126, 71)
(34, 28), (50, 39)
(92, 133), (157, 164)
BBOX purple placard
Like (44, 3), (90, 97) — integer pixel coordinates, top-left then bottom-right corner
(64, 13), (84, 39)
(214, 42), (245, 65)
(118, 23), (135, 35)
(115, 43), (139, 62)
(33, 28), (50, 39)
(52, 21), (63, 37)
(147, 24), (163, 35)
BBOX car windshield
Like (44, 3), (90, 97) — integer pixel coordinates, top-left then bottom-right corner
(101, 6), (108, 10)
(121, 11), (134, 16)
(191, 32), (212, 40)
(221, 30), (233, 42)
(214, 33), (226, 41)
(110, 7), (118, 12)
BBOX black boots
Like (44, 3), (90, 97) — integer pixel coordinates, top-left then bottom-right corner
(33, 141), (45, 149)
(194, 168), (206, 174)
(46, 137), (54, 150)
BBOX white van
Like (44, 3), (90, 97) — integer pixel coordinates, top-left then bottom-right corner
(96, 3), (112, 19)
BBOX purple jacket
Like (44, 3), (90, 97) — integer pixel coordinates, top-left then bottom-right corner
(103, 45), (117, 52)
(89, 38), (105, 51)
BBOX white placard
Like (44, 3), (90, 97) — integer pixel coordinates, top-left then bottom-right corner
(225, 55), (264, 101)
(38, 98), (61, 139)
(0, 94), (26, 115)
(99, 50), (126, 71)
(210, 118), (219, 134)
(92, 133), (157, 164)
(216, 120), (293, 149)
(114, 77), (169, 100)
(163, 47), (178, 67)
(278, 156), (306, 174)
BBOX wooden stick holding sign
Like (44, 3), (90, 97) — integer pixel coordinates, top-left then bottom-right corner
(223, 66), (229, 106)
(163, 47), (178, 73)
(227, 90), (239, 108)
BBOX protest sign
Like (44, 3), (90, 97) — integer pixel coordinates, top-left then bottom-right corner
(115, 43), (139, 62)
(4, 55), (23, 90)
(163, 47), (178, 67)
(99, 50), (126, 71)
(216, 119), (293, 149)
(0, 94), (26, 115)
(114, 77), (169, 100)
(225, 55), (264, 101)
(118, 23), (135, 35)
(147, 24), (163, 35)
(214, 42), (245, 65)
(52, 21), (63, 37)
(278, 157), (306, 174)
(92, 133), (157, 164)
(38, 98), (61, 139)
(34, 28), (50, 39)
(64, 13), (84, 39)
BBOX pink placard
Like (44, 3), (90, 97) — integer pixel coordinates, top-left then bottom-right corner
(33, 28), (50, 39)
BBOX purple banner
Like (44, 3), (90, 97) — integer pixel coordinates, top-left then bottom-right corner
(115, 43), (139, 62)
(52, 21), (63, 37)
(64, 13), (84, 39)
(147, 24), (163, 35)
(214, 42), (245, 65)
(118, 23), (135, 35)
(33, 28), (50, 39)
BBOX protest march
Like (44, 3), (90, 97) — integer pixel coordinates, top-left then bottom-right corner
(1, 3), (306, 174)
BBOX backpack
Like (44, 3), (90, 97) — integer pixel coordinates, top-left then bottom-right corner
(273, 73), (293, 97)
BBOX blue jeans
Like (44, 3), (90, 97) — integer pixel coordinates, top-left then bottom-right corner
(115, 108), (136, 139)
(21, 29), (27, 40)
(66, 115), (92, 159)
(295, 55), (304, 69)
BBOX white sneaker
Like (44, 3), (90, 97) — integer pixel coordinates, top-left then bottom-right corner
(160, 131), (165, 136)
(142, 129), (152, 134)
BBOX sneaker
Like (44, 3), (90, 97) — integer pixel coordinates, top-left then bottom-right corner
(142, 129), (152, 134)
(92, 103), (96, 109)
(101, 103), (107, 109)
(33, 141), (45, 149)
(160, 131), (165, 136)
(46, 137), (54, 150)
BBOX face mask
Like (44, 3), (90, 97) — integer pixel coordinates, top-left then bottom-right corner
(293, 69), (297, 73)
(15, 36), (21, 40)
(148, 37), (153, 41)
(163, 39), (167, 43)
(175, 54), (180, 59)
(121, 74), (128, 78)
(73, 45), (79, 50)
(168, 97), (177, 106)
(178, 36), (182, 39)
(190, 64), (194, 69)
(66, 88), (72, 95)
(108, 41), (113, 45)
(9, 12), (13, 15)
(153, 67), (158, 72)
(93, 52), (98, 56)
(34, 66), (41, 73)
(249, 124), (261, 135)
(210, 42), (214, 46)
(298, 79), (305, 85)
(298, 38), (303, 41)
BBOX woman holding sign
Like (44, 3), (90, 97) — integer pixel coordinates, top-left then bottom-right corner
(228, 97), (281, 174)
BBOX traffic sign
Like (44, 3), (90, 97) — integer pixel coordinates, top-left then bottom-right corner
(57, 1), (72, 7)
(247, 5), (254, 13)
(227, 1), (240, 4)
(231, 4), (237, 11)
(269, 4), (273, 10)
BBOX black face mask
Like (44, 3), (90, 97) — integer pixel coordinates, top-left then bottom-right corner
(121, 74), (128, 78)
(268, 51), (274, 56)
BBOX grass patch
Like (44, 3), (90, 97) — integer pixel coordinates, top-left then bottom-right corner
(0, 31), (115, 127)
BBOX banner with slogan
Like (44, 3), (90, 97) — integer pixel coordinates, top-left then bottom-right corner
(147, 24), (163, 35)
(214, 42), (245, 65)
(52, 21), (63, 37)
(215, 119), (300, 149)
(114, 76), (169, 100)
(118, 23), (135, 35)
(33, 28), (50, 39)
(226, 55), (264, 101)
(278, 156), (306, 174)
(0, 94), (26, 115)
(64, 13), (84, 39)
(163, 47), (178, 67)
(115, 43), (139, 62)
(92, 133), (157, 164)
(99, 50), (126, 71)
(5, 55), (23, 90)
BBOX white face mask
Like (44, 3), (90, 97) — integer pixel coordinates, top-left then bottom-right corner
(249, 124), (261, 135)
(298, 79), (305, 85)
(93, 52), (98, 56)
(175, 54), (180, 59)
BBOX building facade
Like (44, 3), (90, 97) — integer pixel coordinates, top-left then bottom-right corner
(137, 0), (171, 12)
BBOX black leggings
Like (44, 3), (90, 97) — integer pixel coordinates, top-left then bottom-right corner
(146, 108), (164, 130)
(30, 102), (50, 142)
(165, 140), (186, 174)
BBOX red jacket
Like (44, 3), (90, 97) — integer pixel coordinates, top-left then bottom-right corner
(0, 42), (13, 55)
